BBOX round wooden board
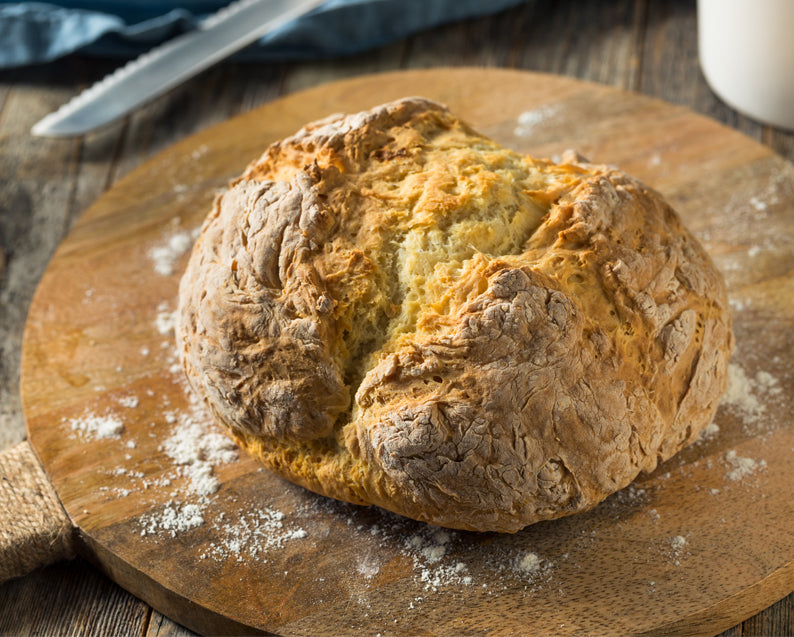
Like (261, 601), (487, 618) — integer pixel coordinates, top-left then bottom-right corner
(21, 68), (794, 636)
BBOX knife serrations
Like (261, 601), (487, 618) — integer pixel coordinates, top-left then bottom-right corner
(31, 0), (323, 137)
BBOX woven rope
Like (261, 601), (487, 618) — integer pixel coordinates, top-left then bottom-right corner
(0, 441), (75, 582)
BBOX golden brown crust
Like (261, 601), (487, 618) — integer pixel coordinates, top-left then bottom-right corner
(176, 98), (733, 532)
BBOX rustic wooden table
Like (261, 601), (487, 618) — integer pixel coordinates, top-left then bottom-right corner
(0, 0), (792, 635)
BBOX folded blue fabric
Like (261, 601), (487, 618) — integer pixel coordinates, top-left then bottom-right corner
(0, 0), (527, 69)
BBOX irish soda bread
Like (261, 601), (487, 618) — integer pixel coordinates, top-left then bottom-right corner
(176, 97), (733, 532)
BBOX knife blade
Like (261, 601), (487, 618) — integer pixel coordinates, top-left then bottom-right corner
(31, 0), (323, 137)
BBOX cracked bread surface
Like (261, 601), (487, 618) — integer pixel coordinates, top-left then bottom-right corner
(176, 97), (733, 532)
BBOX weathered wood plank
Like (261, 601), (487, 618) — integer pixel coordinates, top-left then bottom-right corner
(282, 41), (404, 95)
(742, 591), (794, 636)
(0, 58), (147, 637)
(401, 4), (528, 69)
(146, 611), (197, 637)
(766, 128), (794, 161)
(511, 0), (643, 88)
(206, 62), (287, 119)
(0, 558), (149, 636)
(638, 0), (766, 141)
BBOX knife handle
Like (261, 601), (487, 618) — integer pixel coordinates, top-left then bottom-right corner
(0, 441), (75, 583)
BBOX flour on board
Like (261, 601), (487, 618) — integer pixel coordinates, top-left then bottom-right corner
(201, 507), (308, 562)
(514, 104), (561, 137)
(140, 501), (204, 537)
(118, 395), (139, 409)
(514, 551), (542, 576)
(155, 302), (177, 335)
(160, 415), (238, 496)
(697, 422), (720, 443)
(148, 230), (193, 276)
(68, 412), (124, 439)
(668, 535), (688, 566)
(398, 527), (472, 590)
(724, 450), (767, 481)
(719, 362), (781, 431)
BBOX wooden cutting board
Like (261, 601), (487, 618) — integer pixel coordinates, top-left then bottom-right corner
(21, 68), (794, 636)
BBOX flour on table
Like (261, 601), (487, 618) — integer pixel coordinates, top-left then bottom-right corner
(399, 527), (471, 590)
(407, 530), (470, 591)
(68, 412), (124, 439)
(697, 421), (720, 443)
(201, 507), (308, 562)
(749, 196), (769, 212)
(514, 551), (542, 576)
(148, 230), (193, 276)
(668, 535), (688, 566)
(159, 392), (238, 497)
(357, 551), (382, 579)
(514, 104), (561, 137)
(118, 395), (139, 409)
(140, 501), (204, 537)
(191, 144), (209, 160)
(719, 362), (781, 429)
(155, 302), (177, 335)
(724, 450), (766, 481)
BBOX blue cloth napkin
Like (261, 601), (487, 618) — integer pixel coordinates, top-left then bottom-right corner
(0, 0), (527, 69)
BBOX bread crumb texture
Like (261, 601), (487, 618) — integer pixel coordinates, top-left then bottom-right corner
(177, 98), (733, 532)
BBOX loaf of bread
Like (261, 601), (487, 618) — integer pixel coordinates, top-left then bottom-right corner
(176, 97), (733, 532)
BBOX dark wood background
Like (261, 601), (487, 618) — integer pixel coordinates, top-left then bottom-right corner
(1, 0), (792, 634)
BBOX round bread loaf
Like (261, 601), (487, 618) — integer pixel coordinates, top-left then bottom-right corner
(176, 97), (733, 532)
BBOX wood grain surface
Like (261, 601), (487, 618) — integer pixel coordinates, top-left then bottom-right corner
(2, 1), (794, 635)
(16, 68), (794, 637)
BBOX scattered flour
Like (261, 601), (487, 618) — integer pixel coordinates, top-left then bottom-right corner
(697, 421), (720, 443)
(69, 412), (124, 439)
(420, 561), (471, 589)
(749, 196), (768, 212)
(155, 302), (177, 335)
(725, 450), (767, 481)
(668, 535), (688, 566)
(721, 363), (762, 419)
(608, 483), (648, 508)
(118, 395), (139, 409)
(719, 362), (781, 428)
(357, 552), (382, 579)
(511, 550), (557, 585)
(201, 507), (308, 562)
(514, 551), (542, 576)
(754, 370), (782, 396)
(514, 104), (561, 137)
(192, 144), (209, 160)
(401, 528), (472, 590)
(159, 398), (238, 497)
(140, 502), (204, 537)
(148, 231), (193, 276)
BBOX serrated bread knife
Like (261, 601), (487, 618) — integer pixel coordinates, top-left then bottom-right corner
(31, 0), (323, 137)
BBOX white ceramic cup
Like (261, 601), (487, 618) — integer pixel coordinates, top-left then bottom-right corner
(698, 0), (794, 130)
